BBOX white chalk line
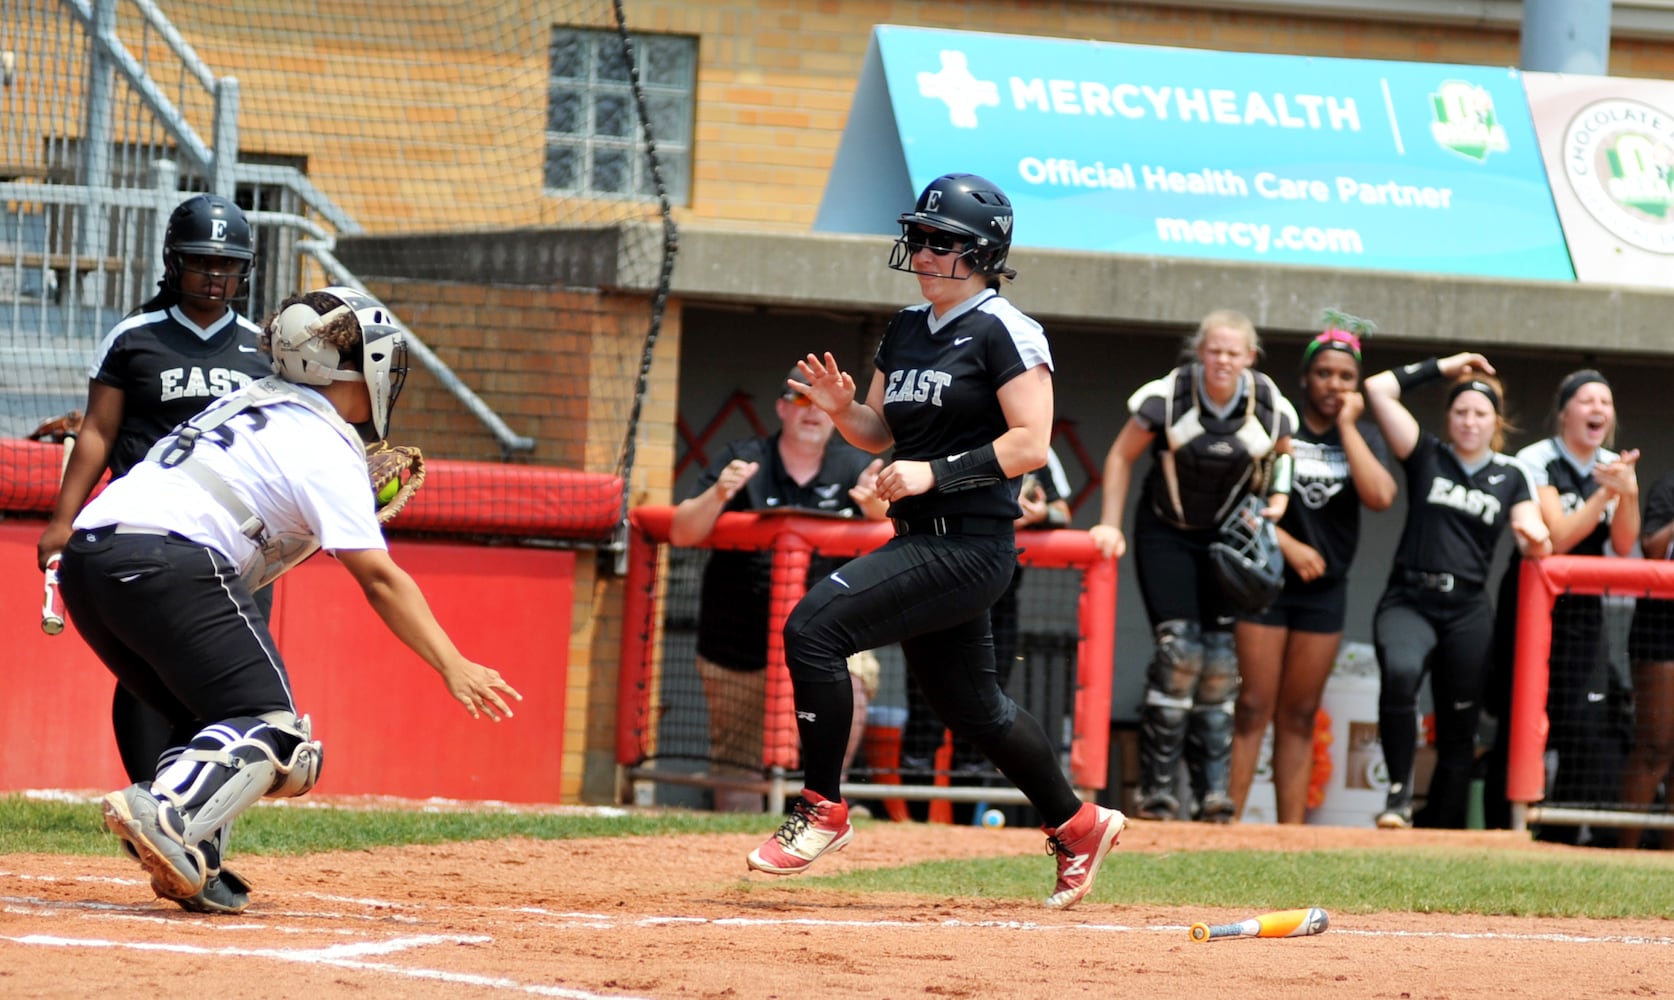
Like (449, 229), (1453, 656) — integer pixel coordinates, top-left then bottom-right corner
(0, 933), (652, 1000)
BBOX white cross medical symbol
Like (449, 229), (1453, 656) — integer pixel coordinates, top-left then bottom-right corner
(916, 50), (999, 129)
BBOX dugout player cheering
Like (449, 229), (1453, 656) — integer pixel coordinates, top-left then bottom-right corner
(671, 365), (887, 812)
(1089, 310), (1297, 823)
(56, 287), (520, 914)
(1229, 314), (1396, 824)
(36, 194), (273, 787)
(745, 173), (1126, 910)
(1362, 353), (1550, 829)
(1484, 370), (1639, 838)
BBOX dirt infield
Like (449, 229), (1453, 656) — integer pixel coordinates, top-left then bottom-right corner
(3, 811), (1670, 1000)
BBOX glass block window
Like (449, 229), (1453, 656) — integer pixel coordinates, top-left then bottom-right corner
(546, 27), (694, 204)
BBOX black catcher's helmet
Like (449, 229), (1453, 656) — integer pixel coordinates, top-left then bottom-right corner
(163, 193), (254, 300)
(1209, 495), (1284, 615)
(889, 172), (1017, 279)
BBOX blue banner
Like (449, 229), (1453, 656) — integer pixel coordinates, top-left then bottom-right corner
(824, 26), (1574, 281)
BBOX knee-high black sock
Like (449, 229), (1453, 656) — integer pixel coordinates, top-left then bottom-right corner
(793, 678), (853, 802)
(975, 708), (1083, 828)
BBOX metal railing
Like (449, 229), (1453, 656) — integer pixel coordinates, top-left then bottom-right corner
(1, 0), (532, 452)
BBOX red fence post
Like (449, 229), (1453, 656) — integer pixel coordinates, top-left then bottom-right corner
(1507, 556), (1560, 806)
(1072, 551), (1118, 790)
(763, 529), (812, 771)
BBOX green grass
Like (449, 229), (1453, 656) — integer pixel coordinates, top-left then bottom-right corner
(6, 795), (1672, 919)
(811, 848), (1674, 919)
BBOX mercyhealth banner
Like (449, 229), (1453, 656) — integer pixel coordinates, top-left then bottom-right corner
(815, 25), (1575, 282)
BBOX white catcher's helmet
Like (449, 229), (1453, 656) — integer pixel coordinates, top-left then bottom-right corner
(268, 286), (409, 439)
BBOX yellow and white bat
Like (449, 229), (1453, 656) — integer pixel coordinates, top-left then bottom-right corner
(1190, 907), (1328, 942)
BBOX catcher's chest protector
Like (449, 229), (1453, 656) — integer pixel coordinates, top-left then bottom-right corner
(147, 377), (365, 589)
(1154, 367), (1283, 530)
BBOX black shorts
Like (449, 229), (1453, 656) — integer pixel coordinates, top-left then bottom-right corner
(1239, 576), (1348, 634)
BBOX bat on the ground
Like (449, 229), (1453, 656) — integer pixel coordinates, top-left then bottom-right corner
(38, 422), (79, 636)
(1190, 907), (1328, 942)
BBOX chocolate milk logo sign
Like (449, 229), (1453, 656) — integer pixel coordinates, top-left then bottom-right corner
(1564, 98), (1674, 254)
(1429, 80), (1509, 162)
(916, 50), (999, 129)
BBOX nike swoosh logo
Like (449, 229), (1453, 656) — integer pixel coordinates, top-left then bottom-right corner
(1587, 691), (1606, 702)
(118, 574), (142, 583)
(946, 452), (967, 462)
(830, 573), (850, 588)
(1487, 474), (1506, 484)
(238, 345), (258, 352)
(954, 336), (973, 346)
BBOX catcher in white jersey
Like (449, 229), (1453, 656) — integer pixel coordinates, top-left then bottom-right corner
(57, 287), (520, 914)
(744, 173), (1125, 910)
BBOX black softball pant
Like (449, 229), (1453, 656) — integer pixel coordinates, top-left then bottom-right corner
(59, 527), (295, 774)
(784, 528), (1086, 826)
(110, 583), (275, 782)
(1130, 502), (1237, 630)
(1373, 584), (1496, 828)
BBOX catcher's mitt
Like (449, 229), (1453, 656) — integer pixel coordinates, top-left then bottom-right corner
(366, 441), (425, 524)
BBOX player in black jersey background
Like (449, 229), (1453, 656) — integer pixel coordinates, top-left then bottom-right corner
(1482, 370), (1639, 840)
(745, 173), (1125, 910)
(1228, 313), (1396, 825)
(35, 193), (271, 786)
(1362, 352), (1551, 829)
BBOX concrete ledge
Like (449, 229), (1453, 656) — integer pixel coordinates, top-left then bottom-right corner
(666, 224), (1674, 354)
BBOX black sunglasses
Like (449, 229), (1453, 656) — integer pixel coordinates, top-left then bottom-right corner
(902, 229), (967, 257)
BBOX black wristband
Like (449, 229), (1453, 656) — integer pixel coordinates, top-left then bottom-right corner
(929, 443), (1004, 493)
(1392, 357), (1442, 393)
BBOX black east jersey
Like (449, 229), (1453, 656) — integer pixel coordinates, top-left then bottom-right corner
(1515, 437), (1619, 558)
(90, 306), (269, 478)
(1392, 433), (1538, 586)
(874, 288), (1052, 521)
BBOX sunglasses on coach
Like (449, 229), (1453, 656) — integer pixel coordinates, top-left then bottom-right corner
(780, 391), (814, 407)
(901, 229), (967, 257)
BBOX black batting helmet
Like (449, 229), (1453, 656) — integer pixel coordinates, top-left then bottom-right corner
(162, 193), (254, 298)
(889, 172), (1016, 279)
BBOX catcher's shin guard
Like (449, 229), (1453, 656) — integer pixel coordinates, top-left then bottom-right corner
(1137, 620), (1203, 819)
(1187, 631), (1239, 821)
(151, 713), (322, 849)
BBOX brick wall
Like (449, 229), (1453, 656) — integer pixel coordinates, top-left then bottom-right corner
(359, 276), (679, 802)
(156, 1), (1674, 236)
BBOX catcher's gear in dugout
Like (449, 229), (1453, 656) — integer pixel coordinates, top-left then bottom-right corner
(1209, 494), (1284, 615)
(367, 440), (424, 523)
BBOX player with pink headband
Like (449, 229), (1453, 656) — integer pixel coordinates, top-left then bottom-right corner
(1228, 311), (1396, 824)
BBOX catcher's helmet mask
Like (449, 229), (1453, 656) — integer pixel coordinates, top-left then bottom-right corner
(163, 194), (254, 303)
(889, 172), (1017, 280)
(1209, 494), (1284, 615)
(264, 286), (409, 439)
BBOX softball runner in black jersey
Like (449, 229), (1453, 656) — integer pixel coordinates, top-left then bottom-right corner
(1484, 371), (1639, 837)
(745, 173), (1125, 910)
(36, 194), (270, 786)
(1363, 353), (1550, 829)
(1090, 310), (1297, 823)
(1229, 317), (1395, 824)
